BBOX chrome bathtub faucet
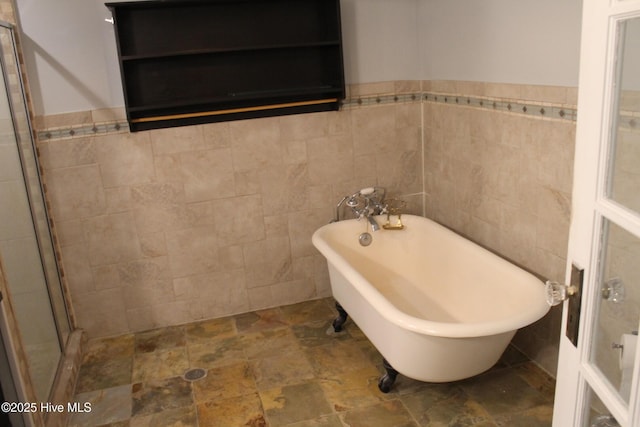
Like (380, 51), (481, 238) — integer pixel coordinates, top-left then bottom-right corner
(331, 186), (387, 226)
(366, 214), (381, 232)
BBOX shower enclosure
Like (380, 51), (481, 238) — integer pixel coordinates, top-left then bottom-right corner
(0, 19), (71, 423)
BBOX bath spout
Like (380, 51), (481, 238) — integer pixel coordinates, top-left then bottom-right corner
(367, 215), (380, 231)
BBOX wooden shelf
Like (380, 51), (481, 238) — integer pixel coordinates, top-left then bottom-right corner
(119, 41), (342, 61)
(106, 0), (345, 131)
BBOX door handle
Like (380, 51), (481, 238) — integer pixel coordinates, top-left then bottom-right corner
(545, 264), (584, 347)
(545, 281), (578, 306)
(546, 264), (584, 347)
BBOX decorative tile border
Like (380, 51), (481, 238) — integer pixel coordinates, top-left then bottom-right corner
(341, 92), (423, 108)
(342, 91), (579, 123)
(422, 92), (578, 122)
(37, 120), (130, 141)
(37, 90), (585, 142)
(618, 110), (639, 132)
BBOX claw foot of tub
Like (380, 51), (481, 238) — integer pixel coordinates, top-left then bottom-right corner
(378, 359), (398, 393)
(332, 302), (349, 332)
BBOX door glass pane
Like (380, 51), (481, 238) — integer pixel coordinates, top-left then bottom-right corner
(591, 219), (639, 405)
(584, 385), (621, 427)
(608, 17), (640, 214)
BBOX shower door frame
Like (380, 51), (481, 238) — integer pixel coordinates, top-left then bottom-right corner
(0, 19), (73, 420)
(0, 20), (71, 347)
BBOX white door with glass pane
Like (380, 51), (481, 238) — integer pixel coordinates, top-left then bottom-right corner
(553, 0), (640, 426)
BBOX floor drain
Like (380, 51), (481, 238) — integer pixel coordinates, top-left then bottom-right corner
(183, 368), (207, 381)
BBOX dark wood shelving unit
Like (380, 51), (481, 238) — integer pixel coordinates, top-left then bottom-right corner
(106, 0), (345, 131)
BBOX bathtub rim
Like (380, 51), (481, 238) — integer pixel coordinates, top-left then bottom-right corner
(312, 214), (550, 339)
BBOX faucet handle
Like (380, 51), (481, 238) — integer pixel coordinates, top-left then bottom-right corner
(360, 187), (376, 196)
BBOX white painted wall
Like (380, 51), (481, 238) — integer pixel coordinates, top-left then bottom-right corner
(16, 0), (123, 116)
(622, 17), (640, 91)
(419, 0), (582, 87)
(15, 0), (582, 117)
(341, 0), (421, 84)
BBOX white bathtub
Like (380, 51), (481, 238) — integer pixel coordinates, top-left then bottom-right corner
(312, 214), (549, 384)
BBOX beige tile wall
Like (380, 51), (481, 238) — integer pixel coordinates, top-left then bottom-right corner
(423, 80), (577, 375)
(38, 80), (577, 377)
(38, 88), (423, 339)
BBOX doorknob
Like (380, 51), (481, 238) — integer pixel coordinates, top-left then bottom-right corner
(601, 277), (625, 303)
(545, 280), (578, 306)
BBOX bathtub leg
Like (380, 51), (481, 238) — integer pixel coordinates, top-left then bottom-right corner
(378, 359), (398, 393)
(332, 302), (349, 332)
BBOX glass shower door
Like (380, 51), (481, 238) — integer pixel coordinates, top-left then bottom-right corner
(0, 22), (69, 401)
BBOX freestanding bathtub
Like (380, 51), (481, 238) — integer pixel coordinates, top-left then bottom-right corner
(312, 214), (549, 390)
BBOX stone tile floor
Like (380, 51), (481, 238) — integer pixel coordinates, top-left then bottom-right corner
(69, 298), (555, 426)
